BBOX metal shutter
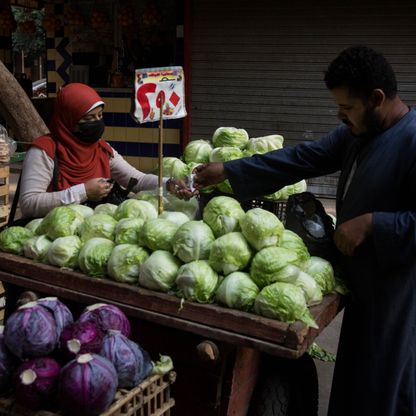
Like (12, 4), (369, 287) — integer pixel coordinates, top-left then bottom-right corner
(190, 0), (416, 197)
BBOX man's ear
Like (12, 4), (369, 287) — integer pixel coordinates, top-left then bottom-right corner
(370, 89), (385, 107)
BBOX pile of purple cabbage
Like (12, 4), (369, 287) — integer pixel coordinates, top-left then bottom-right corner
(0, 297), (172, 416)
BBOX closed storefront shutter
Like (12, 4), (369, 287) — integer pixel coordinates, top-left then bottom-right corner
(190, 0), (416, 197)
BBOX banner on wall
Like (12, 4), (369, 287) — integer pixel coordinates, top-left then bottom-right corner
(133, 66), (186, 124)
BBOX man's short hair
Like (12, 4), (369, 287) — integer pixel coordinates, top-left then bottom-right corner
(324, 46), (397, 100)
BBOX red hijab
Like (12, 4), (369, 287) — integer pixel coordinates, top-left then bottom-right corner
(32, 83), (113, 191)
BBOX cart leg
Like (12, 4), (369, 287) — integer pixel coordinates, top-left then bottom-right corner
(226, 347), (261, 416)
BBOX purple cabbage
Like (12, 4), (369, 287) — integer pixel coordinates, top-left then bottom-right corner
(0, 325), (18, 393)
(4, 302), (58, 359)
(78, 303), (131, 338)
(37, 297), (74, 336)
(59, 321), (103, 361)
(59, 353), (118, 416)
(14, 357), (61, 410)
(100, 330), (153, 388)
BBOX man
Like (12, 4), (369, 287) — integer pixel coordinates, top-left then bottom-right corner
(193, 46), (416, 416)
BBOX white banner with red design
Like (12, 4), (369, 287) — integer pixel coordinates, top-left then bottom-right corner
(133, 66), (186, 124)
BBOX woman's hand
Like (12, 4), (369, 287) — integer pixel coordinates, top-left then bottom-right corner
(167, 178), (195, 200)
(85, 178), (113, 201)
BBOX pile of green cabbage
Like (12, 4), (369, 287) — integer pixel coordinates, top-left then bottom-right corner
(0, 191), (338, 329)
(165, 126), (307, 200)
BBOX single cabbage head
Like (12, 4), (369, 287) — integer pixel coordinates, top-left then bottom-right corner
(203, 196), (245, 237)
(215, 272), (259, 311)
(25, 218), (43, 234)
(159, 211), (190, 227)
(302, 256), (336, 295)
(47, 235), (82, 269)
(140, 218), (179, 251)
(67, 204), (94, 218)
(78, 237), (115, 277)
(209, 232), (252, 275)
(176, 260), (219, 303)
(278, 229), (310, 263)
(37, 206), (84, 240)
(138, 250), (182, 292)
(23, 235), (52, 262)
(183, 139), (213, 164)
(115, 217), (145, 245)
(107, 244), (149, 284)
(0, 226), (33, 254)
(254, 282), (318, 328)
(250, 246), (302, 288)
(212, 127), (249, 149)
(135, 190), (160, 210)
(244, 134), (284, 156)
(172, 220), (215, 263)
(209, 146), (243, 163)
(216, 180), (234, 194)
(162, 157), (188, 180)
(240, 208), (284, 251)
(94, 203), (118, 216)
(294, 270), (323, 306)
(79, 214), (117, 242)
(164, 194), (199, 220)
(114, 199), (158, 221)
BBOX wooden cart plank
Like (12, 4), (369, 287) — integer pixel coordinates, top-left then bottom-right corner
(0, 270), (305, 358)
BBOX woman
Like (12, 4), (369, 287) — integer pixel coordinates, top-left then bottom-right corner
(19, 83), (188, 218)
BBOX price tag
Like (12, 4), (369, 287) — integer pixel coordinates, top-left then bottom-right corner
(133, 66), (186, 124)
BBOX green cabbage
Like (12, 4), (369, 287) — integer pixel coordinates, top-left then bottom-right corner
(209, 232), (252, 275)
(67, 204), (94, 218)
(47, 235), (82, 268)
(138, 250), (182, 292)
(176, 260), (219, 303)
(250, 246), (302, 288)
(140, 218), (179, 251)
(162, 157), (188, 180)
(37, 206), (84, 240)
(244, 134), (284, 156)
(216, 180), (234, 194)
(115, 218), (145, 245)
(135, 190), (160, 210)
(183, 140), (213, 164)
(25, 218), (43, 234)
(209, 146), (243, 163)
(164, 195), (199, 220)
(302, 256), (336, 295)
(79, 214), (117, 242)
(114, 199), (158, 221)
(278, 229), (310, 263)
(212, 127), (249, 149)
(94, 203), (118, 217)
(239, 208), (285, 251)
(23, 235), (52, 262)
(107, 244), (149, 284)
(203, 196), (245, 237)
(78, 237), (115, 277)
(0, 226), (33, 254)
(254, 282), (318, 328)
(172, 220), (215, 263)
(215, 272), (259, 311)
(159, 211), (190, 227)
(264, 180), (308, 201)
(295, 270), (323, 306)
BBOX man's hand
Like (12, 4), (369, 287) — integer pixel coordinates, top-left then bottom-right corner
(334, 213), (373, 256)
(167, 178), (194, 200)
(85, 178), (113, 201)
(193, 162), (227, 190)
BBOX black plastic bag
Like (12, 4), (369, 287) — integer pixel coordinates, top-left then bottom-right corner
(284, 192), (337, 263)
(84, 177), (138, 208)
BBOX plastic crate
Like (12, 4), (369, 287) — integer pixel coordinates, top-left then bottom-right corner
(240, 198), (287, 223)
(0, 371), (176, 416)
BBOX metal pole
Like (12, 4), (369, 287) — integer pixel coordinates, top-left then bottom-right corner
(158, 95), (164, 214)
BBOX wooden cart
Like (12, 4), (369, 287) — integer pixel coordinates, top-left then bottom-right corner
(0, 253), (342, 416)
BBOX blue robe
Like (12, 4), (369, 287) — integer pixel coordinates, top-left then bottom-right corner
(224, 109), (416, 416)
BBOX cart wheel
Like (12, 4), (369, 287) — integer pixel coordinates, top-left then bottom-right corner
(248, 353), (318, 416)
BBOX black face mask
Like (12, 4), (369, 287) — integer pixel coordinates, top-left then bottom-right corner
(73, 119), (105, 143)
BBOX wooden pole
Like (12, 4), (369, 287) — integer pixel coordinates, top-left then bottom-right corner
(0, 60), (49, 142)
(158, 95), (164, 214)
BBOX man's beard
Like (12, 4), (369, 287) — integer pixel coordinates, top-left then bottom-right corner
(358, 105), (384, 138)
